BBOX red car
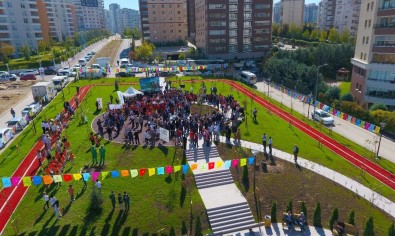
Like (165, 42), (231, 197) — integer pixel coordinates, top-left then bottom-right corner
(20, 74), (37, 81)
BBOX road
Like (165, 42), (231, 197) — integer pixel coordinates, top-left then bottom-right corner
(0, 36), (117, 153)
(255, 82), (395, 164)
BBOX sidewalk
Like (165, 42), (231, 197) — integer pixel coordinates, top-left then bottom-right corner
(255, 82), (395, 164)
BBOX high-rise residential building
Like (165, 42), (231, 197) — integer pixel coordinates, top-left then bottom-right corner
(318, 0), (336, 30)
(350, 0), (395, 110)
(139, 0), (188, 43)
(195, 0), (272, 59)
(280, 0), (305, 26)
(186, 0), (195, 40)
(273, 2), (282, 24)
(304, 3), (318, 24)
(104, 9), (112, 32)
(109, 3), (120, 34)
(118, 8), (140, 33)
(73, 0), (105, 31)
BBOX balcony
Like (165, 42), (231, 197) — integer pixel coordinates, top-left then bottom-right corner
(374, 24), (395, 34)
(365, 94), (395, 105)
(378, 5), (395, 16)
(372, 44), (395, 53)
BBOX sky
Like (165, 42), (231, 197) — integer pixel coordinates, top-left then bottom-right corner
(104, 0), (320, 10)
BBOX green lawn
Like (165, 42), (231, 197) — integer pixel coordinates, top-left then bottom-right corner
(339, 81), (351, 96)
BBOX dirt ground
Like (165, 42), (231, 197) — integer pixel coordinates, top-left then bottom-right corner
(0, 80), (36, 115)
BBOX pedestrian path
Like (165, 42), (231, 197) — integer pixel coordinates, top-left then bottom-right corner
(220, 136), (395, 219)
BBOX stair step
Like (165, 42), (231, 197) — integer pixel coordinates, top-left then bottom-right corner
(212, 223), (263, 235)
(207, 203), (250, 216)
(207, 202), (249, 213)
(195, 171), (231, 181)
(211, 215), (254, 228)
(195, 169), (229, 178)
(209, 210), (252, 224)
(212, 219), (256, 232)
(197, 180), (234, 189)
(195, 175), (232, 186)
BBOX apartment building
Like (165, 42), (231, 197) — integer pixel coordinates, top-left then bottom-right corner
(139, 0), (188, 43)
(273, 2), (282, 24)
(73, 0), (105, 31)
(186, 0), (195, 40)
(280, 0), (305, 27)
(108, 3), (119, 34)
(118, 8), (140, 32)
(318, 0), (336, 30)
(195, 0), (272, 59)
(43, 0), (77, 42)
(350, 0), (395, 110)
(304, 3), (318, 24)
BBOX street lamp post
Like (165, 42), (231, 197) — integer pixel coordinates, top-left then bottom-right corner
(376, 122), (387, 158)
(267, 78), (271, 98)
(313, 64), (328, 122)
(307, 92), (312, 118)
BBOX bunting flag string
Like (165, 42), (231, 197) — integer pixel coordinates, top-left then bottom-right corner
(1, 159), (256, 188)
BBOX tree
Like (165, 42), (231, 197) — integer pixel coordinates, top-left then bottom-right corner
(300, 201), (307, 219)
(0, 42), (14, 63)
(370, 103), (388, 111)
(194, 215), (202, 236)
(340, 29), (351, 44)
(286, 200), (293, 213)
(178, 52), (186, 60)
(302, 30), (310, 40)
(189, 47), (196, 57)
(348, 210), (355, 225)
(271, 201), (277, 222)
(272, 23), (280, 37)
(181, 220), (188, 235)
(37, 40), (49, 53)
(19, 44), (31, 61)
(388, 223), (395, 236)
(340, 93), (354, 102)
(319, 31), (328, 42)
(363, 217), (374, 236)
(328, 28), (340, 43)
(325, 86), (341, 102)
(169, 226), (176, 236)
(313, 202), (321, 227)
(310, 29), (320, 41)
(134, 41), (155, 62)
(328, 208), (339, 230)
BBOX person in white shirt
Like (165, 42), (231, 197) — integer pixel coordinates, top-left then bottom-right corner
(95, 180), (102, 191)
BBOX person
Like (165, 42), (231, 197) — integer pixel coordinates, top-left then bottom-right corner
(109, 191), (116, 209)
(297, 212), (306, 231)
(90, 145), (98, 165)
(99, 145), (106, 166)
(80, 168), (87, 188)
(182, 135), (187, 150)
(293, 144), (299, 162)
(335, 221), (345, 236)
(67, 185), (75, 202)
(268, 137), (273, 155)
(134, 130), (140, 145)
(118, 193), (124, 211)
(74, 96), (79, 108)
(10, 108), (15, 118)
(253, 108), (257, 122)
(89, 132), (95, 145)
(285, 211), (293, 230)
(43, 192), (49, 209)
(262, 133), (267, 153)
(235, 128), (241, 144)
(76, 86), (80, 95)
(110, 94), (114, 104)
(95, 180), (102, 191)
(95, 100), (99, 111)
(37, 149), (42, 166)
(123, 192), (130, 210)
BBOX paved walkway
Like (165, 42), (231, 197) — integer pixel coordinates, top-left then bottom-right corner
(255, 82), (395, 164)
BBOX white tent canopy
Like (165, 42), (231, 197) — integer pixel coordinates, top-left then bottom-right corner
(123, 86), (143, 98)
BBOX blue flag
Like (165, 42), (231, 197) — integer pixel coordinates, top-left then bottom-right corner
(248, 157), (255, 165)
(2, 177), (12, 188)
(111, 171), (120, 178)
(182, 165), (189, 174)
(157, 167), (165, 175)
(82, 173), (91, 181)
(33, 176), (42, 186)
(224, 160), (232, 169)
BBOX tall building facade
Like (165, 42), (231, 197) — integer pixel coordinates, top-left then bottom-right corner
(43, 0), (77, 42)
(195, 0), (272, 59)
(186, 0), (195, 40)
(350, 0), (395, 110)
(304, 3), (318, 24)
(118, 8), (140, 33)
(139, 0), (188, 43)
(318, 0), (336, 30)
(280, 0), (305, 26)
(273, 2), (282, 24)
(73, 0), (105, 31)
(109, 3), (120, 34)
(104, 9), (112, 32)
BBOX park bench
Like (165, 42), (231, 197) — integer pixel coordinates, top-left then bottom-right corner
(282, 212), (306, 231)
(332, 221), (359, 236)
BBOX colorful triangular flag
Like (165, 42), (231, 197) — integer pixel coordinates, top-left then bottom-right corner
(157, 167), (165, 175)
(111, 171), (120, 178)
(182, 165), (189, 174)
(139, 168), (147, 176)
(165, 166), (173, 174)
(173, 165), (181, 172)
(53, 175), (62, 183)
(130, 169), (138, 178)
(73, 174), (82, 181)
(11, 177), (21, 186)
(33, 176), (42, 186)
(22, 177), (32, 187)
(149, 168), (156, 176)
(240, 158), (247, 166)
(42, 175), (53, 185)
(2, 177), (12, 188)
(63, 174), (73, 182)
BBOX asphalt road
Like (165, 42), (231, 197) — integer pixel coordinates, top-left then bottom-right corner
(255, 81), (395, 164)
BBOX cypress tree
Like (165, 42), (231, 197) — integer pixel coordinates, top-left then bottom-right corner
(313, 202), (321, 227)
(271, 201), (277, 222)
(388, 223), (395, 236)
(286, 200), (293, 213)
(363, 217), (374, 236)
(348, 210), (355, 225)
(329, 208), (339, 230)
(300, 201), (307, 219)
(195, 215), (202, 236)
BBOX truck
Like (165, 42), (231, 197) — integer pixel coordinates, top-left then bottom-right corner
(96, 57), (111, 68)
(31, 81), (57, 103)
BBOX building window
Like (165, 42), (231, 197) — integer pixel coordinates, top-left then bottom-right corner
(360, 52), (363, 59)
(362, 36), (365, 44)
(371, 2), (374, 10)
(356, 83), (359, 90)
(208, 4), (225, 9)
(363, 53), (367, 60)
(255, 21), (270, 26)
(367, 2), (370, 10)
(209, 21), (226, 27)
(209, 30), (226, 35)
(366, 37), (369, 44)
(255, 4), (270, 9)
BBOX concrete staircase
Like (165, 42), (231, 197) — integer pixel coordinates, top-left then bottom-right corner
(186, 146), (261, 234)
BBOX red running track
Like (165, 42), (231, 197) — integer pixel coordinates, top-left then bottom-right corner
(0, 85), (91, 234)
(225, 80), (395, 190)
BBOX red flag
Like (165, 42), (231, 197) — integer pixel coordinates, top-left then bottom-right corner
(63, 174), (73, 182)
(208, 162), (215, 170)
(165, 166), (173, 174)
(139, 168), (147, 176)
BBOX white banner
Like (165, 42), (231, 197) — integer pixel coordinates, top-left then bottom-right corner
(109, 104), (122, 110)
(116, 91), (125, 105)
(159, 127), (169, 143)
(97, 98), (102, 110)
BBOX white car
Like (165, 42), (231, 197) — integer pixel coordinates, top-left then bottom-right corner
(0, 128), (14, 149)
(19, 69), (39, 77)
(21, 102), (42, 118)
(312, 109), (334, 125)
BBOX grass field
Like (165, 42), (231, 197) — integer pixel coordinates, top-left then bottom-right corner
(339, 81), (351, 96)
(87, 40), (122, 67)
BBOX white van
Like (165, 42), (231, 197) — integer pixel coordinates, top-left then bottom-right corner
(31, 81), (56, 102)
(238, 71), (257, 85)
(78, 58), (87, 66)
(52, 76), (67, 91)
(120, 58), (129, 66)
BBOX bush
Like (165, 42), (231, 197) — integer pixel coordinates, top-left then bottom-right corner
(87, 187), (103, 215)
(329, 208), (339, 230)
(181, 220), (188, 235)
(370, 103), (388, 111)
(313, 202), (321, 227)
(388, 222), (395, 236)
(286, 200), (293, 213)
(340, 92), (354, 102)
(300, 201), (307, 219)
(363, 217), (374, 236)
(169, 226), (176, 236)
(271, 201), (277, 222)
(242, 165), (249, 183)
(195, 215), (202, 236)
(348, 210), (355, 225)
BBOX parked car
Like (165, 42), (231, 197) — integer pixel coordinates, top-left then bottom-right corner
(7, 116), (28, 132)
(21, 102), (42, 118)
(0, 128), (14, 149)
(20, 74), (37, 81)
(0, 73), (17, 81)
(19, 69), (39, 77)
(44, 68), (57, 75)
(201, 71), (213, 77)
(312, 109), (334, 125)
(115, 71), (135, 77)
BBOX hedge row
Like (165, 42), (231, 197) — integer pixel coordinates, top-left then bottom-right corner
(0, 58), (62, 71)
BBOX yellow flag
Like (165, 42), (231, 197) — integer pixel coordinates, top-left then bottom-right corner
(216, 161), (224, 169)
(173, 165), (181, 172)
(191, 163), (198, 170)
(101, 171), (109, 180)
(73, 174), (82, 181)
(53, 175), (62, 183)
(130, 169), (138, 178)
(374, 126), (380, 134)
(149, 168), (156, 176)
(121, 170), (129, 177)
(240, 158), (247, 166)
(22, 177), (32, 187)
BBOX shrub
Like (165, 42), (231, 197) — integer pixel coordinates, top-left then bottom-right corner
(242, 165), (249, 183)
(370, 103), (388, 111)
(286, 200), (293, 213)
(271, 201), (277, 222)
(340, 93), (354, 102)
(329, 208), (339, 230)
(313, 202), (321, 227)
(388, 223), (395, 236)
(181, 220), (188, 235)
(300, 201), (307, 219)
(195, 215), (202, 236)
(363, 217), (374, 236)
(87, 187), (103, 215)
(348, 210), (355, 225)
(169, 226), (176, 236)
